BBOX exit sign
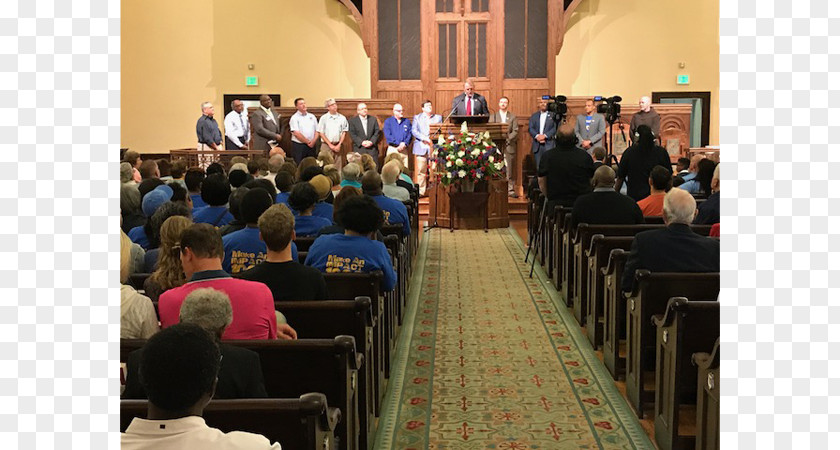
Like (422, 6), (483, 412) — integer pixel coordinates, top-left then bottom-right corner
(676, 75), (690, 85)
(246, 76), (259, 86)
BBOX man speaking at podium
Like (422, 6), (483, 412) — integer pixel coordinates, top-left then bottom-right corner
(451, 79), (489, 116)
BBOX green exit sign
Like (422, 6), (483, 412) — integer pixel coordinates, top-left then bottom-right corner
(676, 75), (690, 85)
(246, 76), (259, 86)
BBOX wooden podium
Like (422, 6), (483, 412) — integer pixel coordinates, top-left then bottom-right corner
(427, 120), (510, 230)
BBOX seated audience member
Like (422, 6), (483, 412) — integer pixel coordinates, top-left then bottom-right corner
(614, 124), (671, 201)
(709, 223), (720, 237)
(169, 159), (188, 189)
(166, 181), (193, 209)
(263, 154), (285, 187)
(675, 155), (705, 194)
(218, 187), (250, 237)
(592, 146), (607, 170)
(296, 157), (319, 181)
(206, 162), (225, 176)
(228, 168), (253, 189)
(144, 216), (193, 302)
(158, 223), (297, 339)
(139, 159), (160, 181)
(621, 188), (720, 291)
(130, 184), (174, 250)
(360, 153), (377, 173)
(229, 157), (248, 168)
(318, 186), (363, 236)
(222, 189), (275, 274)
(274, 171), (294, 206)
(675, 157), (690, 178)
(323, 165), (341, 195)
(120, 323), (282, 450)
(247, 159), (264, 178)
(121, 182), (145, 233)
(185, 167), (207, 209)
(121, 230), (157, 340)
(309, 174), (335, 220)
(305, 196), (397, 291)
(571, 165), (644, 228)
(381, 160), (411, 201)
(692, 158), (717, 198)
(138, 177), (165, 203)
(236, 204), (327, 300)
(121, 162), (135, 184)
(537, 127), (595, 208)
(123, 289), (268, 400)
(383, 153), (416, 194)
(694, 163), (720, 225)
(192, 174), (235, 227)
(636, 165), (672, 217)
(316, 150), (335, 167)
(123, 150), (143, 183)
(288, 182), (332, 236)
(279, 161), (298, 181)
(157, 159), (172, 181)
(340, 162), (363, 189)
(243, 178), (278, 199)
(143, 201), (193, 272)
(362, 170), (411, 237)
(299, 165), (324, 183)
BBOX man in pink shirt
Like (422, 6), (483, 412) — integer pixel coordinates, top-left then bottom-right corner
(158, 223), (297, 340)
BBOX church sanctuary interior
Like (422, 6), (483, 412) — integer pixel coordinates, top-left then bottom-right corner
(120, 0), (720, 449)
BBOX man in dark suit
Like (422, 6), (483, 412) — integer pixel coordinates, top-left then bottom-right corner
(347, 102), (382, 162)
(529, 97), (558, 168)
(621, 188), (720, 291)
(490, 96), (519, 197)
(451, 79), (489, 116)
(571, 165), (644, 229)
(250, 94), (284, 152)
(122, 287), (268, 399)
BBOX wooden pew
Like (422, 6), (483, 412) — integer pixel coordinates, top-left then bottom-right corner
(381, 229), (406, 330)
(294, 236), (317, 252)
(323, 272), (385, 416)
(652, 298), (720, 450)
(381, 234), (401, 376)
(602, 248), (629, 379)
(298, 251), (308, 264)
(625, 272), (719, 418)
(585, 235), (634, 348)
(644, 216), (665, 224)
(127, 273), (151, 293)
(692, 338), (720, 450)
(121, 394), (340, 450)
(558, 212), (574, 305)
(550, 206), (572, 290)
(121, 337), (360, 450)
(275, 297), (375, 450)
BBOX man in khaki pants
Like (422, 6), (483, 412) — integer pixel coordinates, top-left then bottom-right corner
(318, 98), (349, 170)
(411, 100), (442, 197)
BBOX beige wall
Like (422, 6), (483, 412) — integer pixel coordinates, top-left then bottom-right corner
(556, 0), (720, 144)
(121, 0), (371, 153)
(122, 0), (719, 152)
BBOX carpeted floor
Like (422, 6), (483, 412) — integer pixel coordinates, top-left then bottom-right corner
(375, 228), (653, 449)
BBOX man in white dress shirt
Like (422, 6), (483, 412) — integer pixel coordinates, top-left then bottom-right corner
(223, 99), (250, 150)
(318, 98), (349, 170)
(121, 323), (282, 450)
(288, 97), (319, 164)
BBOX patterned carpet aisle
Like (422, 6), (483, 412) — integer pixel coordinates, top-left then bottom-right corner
(375, 228), (653, 449)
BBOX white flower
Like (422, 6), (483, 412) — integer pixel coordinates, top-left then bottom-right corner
(455, 159), (464, 166)
(447, 172), (452, 178)
(466, 137), (472, 142)
(446, 161), (453, 167)
(494, 162), (503, 170)
(476, 172), (482, 179)
(470, 149), (480, 157)
(489, 156), (494, 163)
(437, 135), (446, 146)
(457, 150), (465, 158)
(458, 170), (466, 178)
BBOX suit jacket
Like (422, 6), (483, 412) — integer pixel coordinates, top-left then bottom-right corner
(122, 343), (268, 400)
(490, 111), (518, 155)
(348, 115), (381, 159)
(570, 190), (644, 229)
(528, 111), (557, 155)
(574, 113), (606, 150)
(621, 223), (720, 291)
(250, 108), (283, 151)
(451, 93), (489, 116)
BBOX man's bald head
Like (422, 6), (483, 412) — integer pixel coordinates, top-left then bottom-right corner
(592, 165), (616, 188)
(662, 188), (697, 225)
(361, 170), (383, 195)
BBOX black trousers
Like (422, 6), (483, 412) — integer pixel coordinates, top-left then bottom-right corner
(225, 136), (247, 150)
(291, 141), (316, 164)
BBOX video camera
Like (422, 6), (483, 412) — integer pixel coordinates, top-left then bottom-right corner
(594, 95), (622, 123)
(541, 95), (568, 123)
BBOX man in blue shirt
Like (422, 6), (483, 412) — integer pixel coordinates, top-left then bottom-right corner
(185, 168), (207, 210)
(192, 173), (235, 227)
(288, 182), (332, 237)
(383, 103), (412, 167)
(274, 171), (294, 206)
(196, 102), (222, 150)
(361, 170), (411, 237)
(305, 196), (397, 291)
(223, 189), (298, 274)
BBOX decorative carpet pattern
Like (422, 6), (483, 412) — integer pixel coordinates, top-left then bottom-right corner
(378, 228), (653, 449)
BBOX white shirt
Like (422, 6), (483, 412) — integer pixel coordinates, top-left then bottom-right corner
(539, 111), (548, 135)
(122, 416), (282, 450)
(223, 110), (250, 148)
(317, 112), (349, 143)
(120, 285), (159, 340)
(289, 111), (318, 143)
(359, 115), (368, 136)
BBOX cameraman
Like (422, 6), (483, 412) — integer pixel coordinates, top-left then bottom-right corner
(528, 98), (558, 167)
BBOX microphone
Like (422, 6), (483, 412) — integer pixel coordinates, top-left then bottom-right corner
(451, 95), (464, 115)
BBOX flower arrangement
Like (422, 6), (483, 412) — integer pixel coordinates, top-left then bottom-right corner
(431, 122), (505, 187)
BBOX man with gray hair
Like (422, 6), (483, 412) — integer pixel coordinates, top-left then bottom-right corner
(621, 188), (719, 291)
(122, 287), (268, 400)
(570, 165), (643, 229)
(196, 101), (223, 151)
(262, 154), (285, 188)
(318, 98), (349, 170)
(381, 160), (410, 201)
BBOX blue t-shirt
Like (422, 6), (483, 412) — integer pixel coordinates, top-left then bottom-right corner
(128, 225), (150, 250)
(677, 172), (700, 194)
(190, 193), (207, 209)
(295, 215), (333, 237)
(193, 205), (235, 227)
(312, 202), (333, 222)
(222, 226), (298, 274)
(304, 234), (397, 291)
(275, 191), (290, 206)
(372, 194), (411, 236)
